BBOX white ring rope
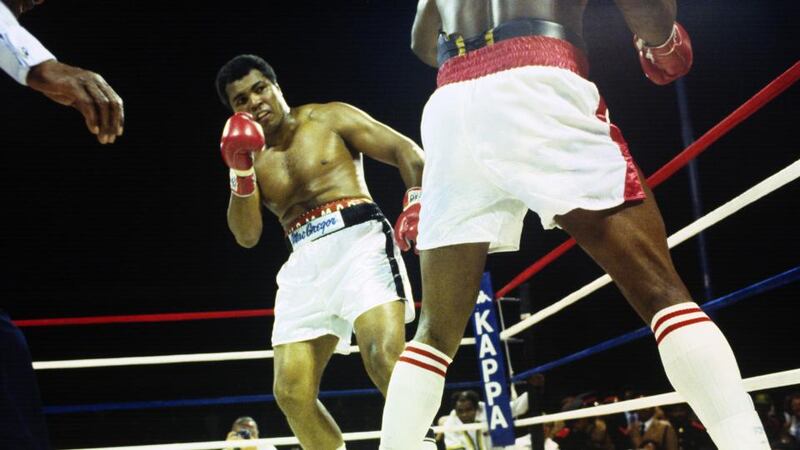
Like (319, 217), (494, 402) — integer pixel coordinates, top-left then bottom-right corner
(500, 157), (800, 340)
(33, 158), (799, 371)
(62, 368), (800, 450)
(33, 340), (475, 370)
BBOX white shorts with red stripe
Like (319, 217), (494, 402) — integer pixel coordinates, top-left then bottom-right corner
(417, 37), (644, 254)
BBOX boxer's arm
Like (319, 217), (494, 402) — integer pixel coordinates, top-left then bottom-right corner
(227, 191), (263, 248)
(321, 102), (424, 189)
(613, 0), (676, 46)
(411, 0), (441, 68)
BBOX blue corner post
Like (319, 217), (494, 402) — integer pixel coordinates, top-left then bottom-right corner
(471, 272), (516, 445)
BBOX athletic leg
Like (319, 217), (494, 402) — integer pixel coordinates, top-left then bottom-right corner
(379, 242), (490, 450)
(273, 335), (344, 450)
(555, 172), (769, 449)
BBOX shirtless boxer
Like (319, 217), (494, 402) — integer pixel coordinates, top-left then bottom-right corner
(378, 2), (769, 449)
(1, 1), (124, 448)
(215, 55), (430, 450)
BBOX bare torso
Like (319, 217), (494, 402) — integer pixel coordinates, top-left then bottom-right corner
(435, 0), (588, 38)
(253, 104), (371, 229)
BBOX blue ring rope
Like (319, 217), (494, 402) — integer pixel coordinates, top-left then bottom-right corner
(510, 265), (800, 382)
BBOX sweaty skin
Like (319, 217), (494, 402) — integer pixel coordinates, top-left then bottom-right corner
(225, 69), (423, 234)
(412, 0), (674, 67)
(251, 103), (373, 229)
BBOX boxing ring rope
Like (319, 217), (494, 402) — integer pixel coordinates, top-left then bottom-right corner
(14, 309), (276, 327)
(62, 368), (800, 450)
(44, 381), (486, 415)
(31, 157), (800, 371)
(495, 60), (800, 299)
(509, 265), (800, 381)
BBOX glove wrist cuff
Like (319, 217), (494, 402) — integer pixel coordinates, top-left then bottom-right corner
(403, 187), (422, 209)
(231, 166), (255, 178)
(230, 168), (257, 197)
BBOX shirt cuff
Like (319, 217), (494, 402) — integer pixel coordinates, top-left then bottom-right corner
(0, 5), (55, 85)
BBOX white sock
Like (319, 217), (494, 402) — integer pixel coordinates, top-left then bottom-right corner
(652, 302), (769, 449)
(379, 341), (452, 450)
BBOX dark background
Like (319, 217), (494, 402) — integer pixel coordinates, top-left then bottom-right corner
(2, 0), (798, 448)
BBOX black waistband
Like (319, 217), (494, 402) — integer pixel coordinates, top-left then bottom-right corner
(285, 202), (385, 252)
(437, 18), (586, 66)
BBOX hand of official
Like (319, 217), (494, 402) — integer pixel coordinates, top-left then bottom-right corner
(394, 187), (421, 253)
(26, 60), (124, 144)
(634, 22), (693, 85)
(220, 112), (265, 197)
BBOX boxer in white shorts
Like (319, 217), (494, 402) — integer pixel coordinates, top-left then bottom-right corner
(215, 54), (432, 450)
(379, 2), (770, 450)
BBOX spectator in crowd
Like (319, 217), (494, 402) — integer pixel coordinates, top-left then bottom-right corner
(514, 419), (565, 450)
(785, 392), (800, 443)
(638, 439), (661, 449)
(438, 389), (529, 450)
(752, 392), (785, 443)
(440, 390), (492, 449)
(603, 391), (634, 450)
(222, 416), (276, 450)
(628, 403), (678, 450)
(550, 395), (615, 450)
(663, 403), (713, 450)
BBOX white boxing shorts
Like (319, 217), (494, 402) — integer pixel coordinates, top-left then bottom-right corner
(417, 35), (644, 254)
(272, 200), (415, 354)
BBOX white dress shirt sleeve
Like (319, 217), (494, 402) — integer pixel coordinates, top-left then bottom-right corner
(0, 2), (55, 85)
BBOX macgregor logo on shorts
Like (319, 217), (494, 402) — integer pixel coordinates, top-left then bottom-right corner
(289, 211), (346, 248)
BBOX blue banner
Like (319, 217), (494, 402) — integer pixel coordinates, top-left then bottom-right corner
(471, 272), (515, 445)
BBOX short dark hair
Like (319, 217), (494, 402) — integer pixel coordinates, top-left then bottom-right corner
(215, 54), (277, 109)
(233, 416), (257, 428)
(452, 390), (480, 408)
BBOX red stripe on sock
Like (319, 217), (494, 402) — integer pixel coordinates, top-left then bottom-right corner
(405, 345), (450, 367)
(656, 317), (712, 345)
(398, 356), (447, 378)
(652, 307), (704, 334)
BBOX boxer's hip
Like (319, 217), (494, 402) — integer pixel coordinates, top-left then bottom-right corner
(436, 18), (589, 88)
(284, 198), (379, 251)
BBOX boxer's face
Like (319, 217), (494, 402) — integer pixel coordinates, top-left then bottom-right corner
(3, 0), (44, 17)
(226, 69), (288, 136)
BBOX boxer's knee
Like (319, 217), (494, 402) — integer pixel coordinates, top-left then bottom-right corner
(363, 340), (403, 390)
(273, 368), (318, 417)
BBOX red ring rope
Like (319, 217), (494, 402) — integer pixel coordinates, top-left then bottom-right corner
(13, 309), (275, 327)
(13, 302), (425, 327)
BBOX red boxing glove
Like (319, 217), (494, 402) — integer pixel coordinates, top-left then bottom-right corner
(220, 112), (265, 197)
(634, 22), (693, 86)
(394, 187), (421, 253)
